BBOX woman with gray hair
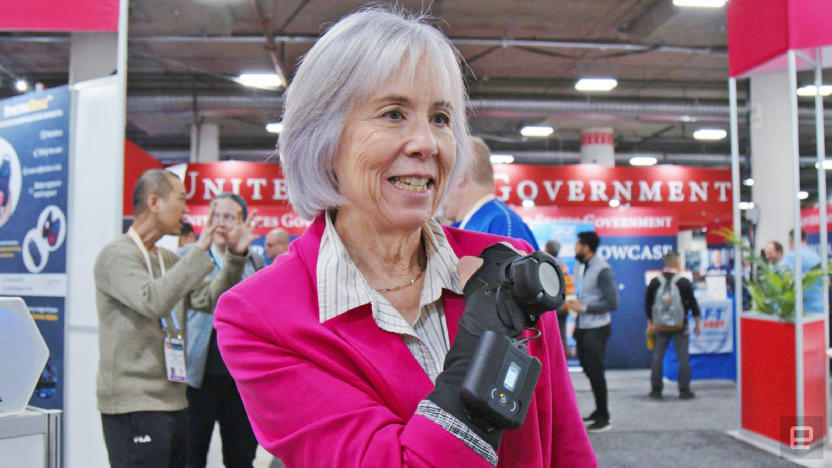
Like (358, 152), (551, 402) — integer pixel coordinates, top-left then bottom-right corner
(215, 7), (594, 467)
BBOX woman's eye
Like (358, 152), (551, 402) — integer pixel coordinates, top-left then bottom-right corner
(384, 109), (403, 120)
(432, 113), (450, 125)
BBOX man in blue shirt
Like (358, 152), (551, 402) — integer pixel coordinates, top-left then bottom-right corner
(441, 136), (539, 249)
(783, 229), (824, 314)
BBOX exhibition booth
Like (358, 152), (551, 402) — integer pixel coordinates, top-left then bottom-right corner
(1, 0), (830, 465)
(727, 0), (831, 454)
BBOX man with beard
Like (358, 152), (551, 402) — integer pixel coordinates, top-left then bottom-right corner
(566, 231), (619, 433)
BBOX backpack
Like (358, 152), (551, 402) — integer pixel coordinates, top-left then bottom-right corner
(651, 274), (686, 331)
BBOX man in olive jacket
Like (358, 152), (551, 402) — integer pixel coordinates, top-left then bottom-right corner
(94, 169), (260, 468)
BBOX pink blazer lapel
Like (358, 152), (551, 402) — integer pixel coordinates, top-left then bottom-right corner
(324, 305), (434, 417)
(323, 290), (466, 417)
(443, 290), (465, 345)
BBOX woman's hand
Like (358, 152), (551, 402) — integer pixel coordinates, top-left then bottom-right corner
(458, 242), (530, 338)
(457, 256), (483, 289)
(457, 242), (522, 288)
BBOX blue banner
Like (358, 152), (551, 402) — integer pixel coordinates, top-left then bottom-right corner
(663, 294), (736, 381)
(599, 235), (676, 368)
(688, 298), (733, 354)
(0, 86), (71, 410)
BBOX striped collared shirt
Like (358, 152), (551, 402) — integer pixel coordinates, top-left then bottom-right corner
(317, 212), (461, 382)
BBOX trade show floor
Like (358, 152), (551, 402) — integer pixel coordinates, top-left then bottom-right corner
(573, 368), (807, 467)
(233, 368), (830, 467)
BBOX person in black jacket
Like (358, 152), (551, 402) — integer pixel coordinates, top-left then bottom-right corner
(645, 251), (701, 400)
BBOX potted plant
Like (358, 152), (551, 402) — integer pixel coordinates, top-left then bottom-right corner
(715, 227), (827, 451)
(715, 227), (826, 319)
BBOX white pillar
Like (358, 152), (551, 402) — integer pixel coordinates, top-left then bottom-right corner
(677, 229), (694, 268)
(68, 32), (117, 83)
(190, 122), (220, 162)
(579, 127), (615, 166)
(750, 71), (797, 252)
(64, 2), (128, 467)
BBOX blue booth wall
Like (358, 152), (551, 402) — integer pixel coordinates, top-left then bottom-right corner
(663, 295), (737, 382)
(598, 236), (676, 369)
(0, 86), (71, 410)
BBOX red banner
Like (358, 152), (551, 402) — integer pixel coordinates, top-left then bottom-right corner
(1, 0), (119, 32)
(492, 164), (732, 230)
(515, 206), (678, 238)
(184, 205), (309, 237)
(123, 140), (164, 217)
(800, 206), (832, 235)
(181, 162), (309, 236)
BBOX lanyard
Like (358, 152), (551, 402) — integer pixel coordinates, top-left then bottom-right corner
(126, 227), (179, 332)
(208, 245), (223, 270)
(127, 227), (166, 276)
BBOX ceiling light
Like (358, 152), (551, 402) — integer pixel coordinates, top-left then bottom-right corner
(490, 154), (515, 164)
(743, 178), (754, 186)
(609, 199), (621, 208)
(797, 85), (832, 97)
(798, 191), (809, 200)
(693, 128), (727, 140)
(738, 201), (755, 210)
(672, 0), (727, 7)
(237, 73), (284, 89)
(629, 156), (657, 166)
(521, 199), (535, 208)
(520, 126), (554, 138)
(814, 160), (832, 170)
(265, 122), (283, 134)
(15, 80), (28, 92)
(574, 78), (618, 92)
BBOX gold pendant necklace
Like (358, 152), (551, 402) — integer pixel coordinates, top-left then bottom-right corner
(374, 268), (425, 294)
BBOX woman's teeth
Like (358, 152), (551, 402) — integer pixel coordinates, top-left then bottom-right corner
(390, 176), (430, 192)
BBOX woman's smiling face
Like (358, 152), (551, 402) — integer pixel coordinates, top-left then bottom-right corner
(333, 57), (457, 233)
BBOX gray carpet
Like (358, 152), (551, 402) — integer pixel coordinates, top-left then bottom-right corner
(572, 369), (801, 467)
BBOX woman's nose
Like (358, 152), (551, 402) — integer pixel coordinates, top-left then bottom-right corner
(404, 118), (439, 159)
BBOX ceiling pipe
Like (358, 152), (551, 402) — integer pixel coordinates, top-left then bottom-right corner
(127, 94), (832, 121)
(1, 34), (725, 57)
(125, 34), (726, 56)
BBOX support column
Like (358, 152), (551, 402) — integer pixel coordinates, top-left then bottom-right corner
(68, 32), (117, 83)
(579, 127), (615, 166)
(750, 70), (797, 251)
(677, 229), (693, 268)
(190, 122), (220, 162)
(64, 2), (128, 467)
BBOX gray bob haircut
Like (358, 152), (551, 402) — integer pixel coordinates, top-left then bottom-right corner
(278, 7), (470, 220)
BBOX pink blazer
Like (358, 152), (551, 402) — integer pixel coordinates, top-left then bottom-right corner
(215, 217), (596, 467)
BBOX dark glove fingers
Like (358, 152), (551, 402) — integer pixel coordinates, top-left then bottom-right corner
(496, 289), (529, 337)
(464, 244), (521, 296)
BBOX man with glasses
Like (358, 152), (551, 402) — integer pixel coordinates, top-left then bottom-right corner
(185, 192), (265, 468)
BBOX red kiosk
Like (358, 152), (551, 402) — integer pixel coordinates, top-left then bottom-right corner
(727, 0), (831, 454)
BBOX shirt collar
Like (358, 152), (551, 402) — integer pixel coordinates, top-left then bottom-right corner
(317, 211), (461, 324)
(209, 244), (224, 269)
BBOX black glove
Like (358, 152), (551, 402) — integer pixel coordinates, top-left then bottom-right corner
(427, 327), (503, 451)
(459, 243), (530, 339)
(426, 243), (529, 453)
